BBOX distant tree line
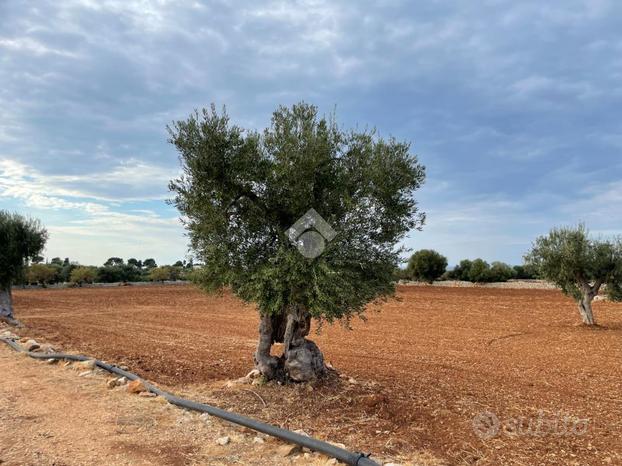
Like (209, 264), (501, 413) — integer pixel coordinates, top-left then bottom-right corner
(22, 256), (197, 287)
(399, 249), (539, 283)
(442, 258), (538, 283)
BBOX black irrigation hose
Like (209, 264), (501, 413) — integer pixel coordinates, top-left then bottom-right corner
(0, 337), (380, 466)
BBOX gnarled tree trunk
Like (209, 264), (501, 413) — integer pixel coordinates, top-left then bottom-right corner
(578, 296), (595, 325)
(254, 304), (326, 382)
(0, 287), (21, 327)
(577, 284), (599, 326)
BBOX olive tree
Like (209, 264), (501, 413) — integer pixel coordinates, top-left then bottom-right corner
(468, 258), (490, 283)
(0, 211), (48, 325)
(143, 258), (157, 269)
(446, 259), (473, 281)
(406, 249), (447, 283)
(525, 225), (622, 325)
(70, 266), (97, 286)
(168, 103), (425, 381)
(149, 266), (172, 282)
(104, 257), (124, 267)
(26, 264), (57, 286)
(489, 262), (516, 282)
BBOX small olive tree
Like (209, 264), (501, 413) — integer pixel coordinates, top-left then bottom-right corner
(406, 249), (447, 283)
(70, 266), (97, 286)
(525, 225), (622, 325)
(149, 266), (172, 282)
(26, 264), (57, 286)
(0, 211), (48, 326)
(468, 258), (490, 283)
(169, 103), (426, 381)
(446, 259), (473, 281)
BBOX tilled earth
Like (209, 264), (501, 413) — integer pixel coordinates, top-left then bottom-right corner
(10, 284), (622, 465)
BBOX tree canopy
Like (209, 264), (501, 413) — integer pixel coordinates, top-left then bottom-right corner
(127, 258), (142, 268)
(70, 266), (97, 286)
(149, 266), (173, 282)
(25, 264), (57, 286)
(143, 258), (157, 269)
(0, 211), (48, 288)
(169, 102), (426, 323)
(406, 249), (447, 283)
(104, 257), (124, 267)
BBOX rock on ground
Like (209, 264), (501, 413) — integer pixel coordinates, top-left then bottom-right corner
(216, 436), (230, 445)
(127, 379), (148, 394)
(24, 339), (40, 351)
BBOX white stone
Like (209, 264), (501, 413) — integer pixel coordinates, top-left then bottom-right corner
(216, 436), (230, 446)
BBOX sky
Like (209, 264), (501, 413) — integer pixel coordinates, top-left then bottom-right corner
(1, 0), (621, 267)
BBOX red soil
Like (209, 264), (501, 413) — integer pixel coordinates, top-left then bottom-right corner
(12, 284), (622, 465)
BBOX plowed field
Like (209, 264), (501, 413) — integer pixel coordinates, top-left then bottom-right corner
(11, 285), (622, 465)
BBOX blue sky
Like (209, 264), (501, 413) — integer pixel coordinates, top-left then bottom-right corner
(1, 0), (621, 266)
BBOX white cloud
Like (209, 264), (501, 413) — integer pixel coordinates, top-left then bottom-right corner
(0, 37), (79, 58)
(0, 158), (177, 205)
